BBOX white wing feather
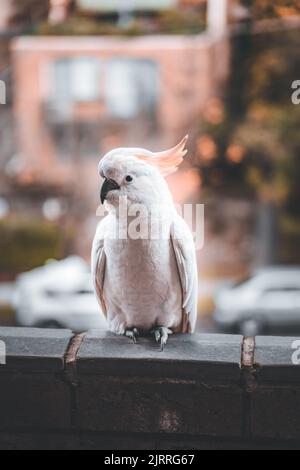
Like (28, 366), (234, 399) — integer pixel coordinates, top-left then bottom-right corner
(91, 217), (108, 317)
(171, 214), (198, 333)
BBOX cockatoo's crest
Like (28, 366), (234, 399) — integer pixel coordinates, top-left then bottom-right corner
(133, 135), (189, 177)
(99, 136), (189, 179)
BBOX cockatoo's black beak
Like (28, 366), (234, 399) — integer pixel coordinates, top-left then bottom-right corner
(100, 178), (120, 204)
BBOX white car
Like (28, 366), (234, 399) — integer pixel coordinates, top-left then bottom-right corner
(213, 267), (300, 336)
(14, 257), (107, 332)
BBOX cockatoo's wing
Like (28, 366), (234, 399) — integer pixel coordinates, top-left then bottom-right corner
(171, 214), (198, 333)
(91, 217), (108, 317)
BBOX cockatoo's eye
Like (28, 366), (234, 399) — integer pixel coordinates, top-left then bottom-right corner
(125, 175), (133, 183)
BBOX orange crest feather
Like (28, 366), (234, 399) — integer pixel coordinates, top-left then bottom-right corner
(134, 135), (189, 176)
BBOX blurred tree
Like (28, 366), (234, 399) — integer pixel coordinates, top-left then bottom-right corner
(36, 9), (206, 36)
(197, 16), (300, 263)
(246, 0), (300, 19)
(0, 220), (64, 277)
(8, 0), (49, 32)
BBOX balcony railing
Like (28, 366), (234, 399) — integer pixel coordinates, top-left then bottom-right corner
(0, 327), (300, 449)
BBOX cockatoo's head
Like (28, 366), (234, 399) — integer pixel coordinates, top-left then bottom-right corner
(98, 136), (188, 208)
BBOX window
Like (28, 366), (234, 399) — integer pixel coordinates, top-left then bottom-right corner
(52, 57), (101, 102)
(105, 58), (159, 119)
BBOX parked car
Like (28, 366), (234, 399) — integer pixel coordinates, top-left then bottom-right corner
(213, 267), (300, 336)
(13, 257), (107, 332)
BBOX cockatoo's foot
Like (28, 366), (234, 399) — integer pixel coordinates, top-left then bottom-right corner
(151, 327), (172, 351)
(125, 328), (139, 344)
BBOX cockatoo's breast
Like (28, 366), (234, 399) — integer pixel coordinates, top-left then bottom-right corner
(103, 236), (183, 334)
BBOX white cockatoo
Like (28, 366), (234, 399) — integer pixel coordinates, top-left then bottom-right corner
(92, 136), (198, 350)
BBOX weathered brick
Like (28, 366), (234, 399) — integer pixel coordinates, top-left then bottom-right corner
(251, 386), (300, 440)
(0, 327), (73, 372)
(76, 375), (243, 437)
(0, 372), (72, 430)
(75, 331), (244, 437)
(77, 331), (243, 382)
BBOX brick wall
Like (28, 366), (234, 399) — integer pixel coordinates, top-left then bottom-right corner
(0, 327), (299, 450)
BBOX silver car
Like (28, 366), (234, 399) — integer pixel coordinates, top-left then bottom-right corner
(13, 257), (107, 332)
(213, 267), (300, 336)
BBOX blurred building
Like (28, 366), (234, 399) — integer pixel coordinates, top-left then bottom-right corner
(0, 0), (50, 180)
(11, 0), (230, 197)
(12, 34), (229, 187)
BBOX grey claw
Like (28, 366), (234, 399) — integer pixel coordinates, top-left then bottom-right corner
(155, 330), (161, 343)
(152, 327), (172, 352)
(133, 328), (139, 338)
(125, 329), (139, 344)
